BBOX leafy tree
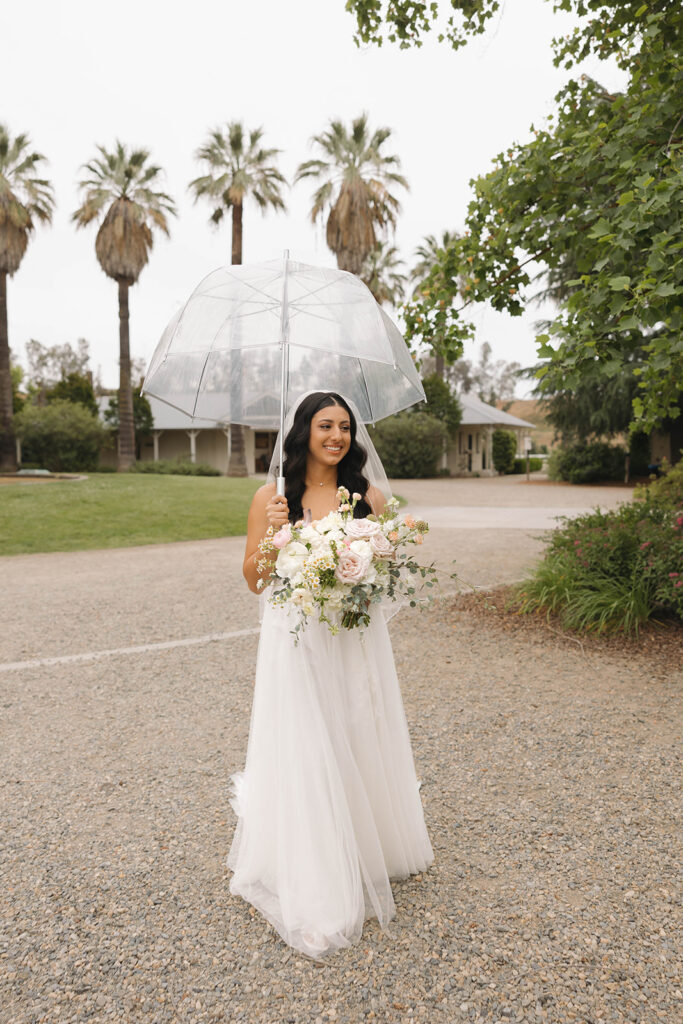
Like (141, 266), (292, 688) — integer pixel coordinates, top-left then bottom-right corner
(347, 0), (500, 50)
(492, 429), (517, 474)
(414, 373), (462, 437)
(11, 358), (24, 414)
(448, 341), (521, 404)
(190, 121), (286, 477)
(295, 113), (408, 276)
(0, 125), (54, 470)
(350, 1), (683, 433)
(361, 241), (407, 306)
(104, 386), (154, 460)
(72, 142), (176, 470)
(26, 338), (91, 388)
(46, 372), (98, 415)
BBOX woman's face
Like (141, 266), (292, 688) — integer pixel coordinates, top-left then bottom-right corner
(308, 403), (352, 467)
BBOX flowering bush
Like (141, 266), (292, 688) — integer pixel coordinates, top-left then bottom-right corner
(257, 487), (436, 638)
(517, 495), (683, 634)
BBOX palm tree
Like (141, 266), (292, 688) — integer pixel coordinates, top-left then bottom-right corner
(73, 142), (176, 470)
(411, 230), (464, 378)
(361, 241), (407, 307)
(0, 126), (54, 471)
(295, 114), (408, 276)
(189, 122), (287, 476)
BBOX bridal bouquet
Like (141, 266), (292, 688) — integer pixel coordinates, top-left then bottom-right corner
(256, 486), (436, 637)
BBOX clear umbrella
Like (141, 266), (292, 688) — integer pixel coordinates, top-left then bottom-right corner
(142, 252), (425, 490)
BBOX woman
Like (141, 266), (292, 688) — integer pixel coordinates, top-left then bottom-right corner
(228, 391), (433, 958)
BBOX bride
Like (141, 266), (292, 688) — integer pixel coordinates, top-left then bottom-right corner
(227, 390), (434, 958)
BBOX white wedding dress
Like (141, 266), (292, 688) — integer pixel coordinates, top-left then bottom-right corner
(227, 599), (434, 958)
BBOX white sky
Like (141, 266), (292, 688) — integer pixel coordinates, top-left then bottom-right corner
(1, 0), (626, 394)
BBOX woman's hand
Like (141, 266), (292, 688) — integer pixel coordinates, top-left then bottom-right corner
(265, 493), (289, 529)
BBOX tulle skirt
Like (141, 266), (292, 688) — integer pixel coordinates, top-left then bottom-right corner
(227, 601), (434, 958)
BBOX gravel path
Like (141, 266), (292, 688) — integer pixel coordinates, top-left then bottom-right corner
(1, 477), (680, 1024)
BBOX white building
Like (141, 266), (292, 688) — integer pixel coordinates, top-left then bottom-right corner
(99, 392), (534, 477)
(447, 393), (535, 476)
(97, 396), (276, 475)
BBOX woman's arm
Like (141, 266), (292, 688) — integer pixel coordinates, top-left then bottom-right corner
(243, 484), (290, 594)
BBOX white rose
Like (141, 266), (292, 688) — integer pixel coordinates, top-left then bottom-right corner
(315, 511), (344, 534)
(275, 541), (309, 580)
(349, 539), (373, 559)
(346, 518), (380, 540)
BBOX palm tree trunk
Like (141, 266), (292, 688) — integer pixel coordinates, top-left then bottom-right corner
(228, 201), (248, 476)
(117, 279), (136, 470)
(0, 272), (17, 472)
(232, 200), (243, 265)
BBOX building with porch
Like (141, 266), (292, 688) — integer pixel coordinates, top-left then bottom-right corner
(447, 393), (535, 476)
(99, 392), (534, 477)
(97, 396), (277, 475)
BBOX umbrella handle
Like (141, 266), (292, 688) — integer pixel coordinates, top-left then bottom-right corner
(276, 475), (285, 496)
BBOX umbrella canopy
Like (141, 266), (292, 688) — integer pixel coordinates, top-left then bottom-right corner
(142, 256), (425, 429)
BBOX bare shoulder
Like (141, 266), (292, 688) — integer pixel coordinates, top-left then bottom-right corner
(366, 485), (386, 516)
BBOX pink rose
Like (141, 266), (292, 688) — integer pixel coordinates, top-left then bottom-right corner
(335, 548), (371, 585)
(271, 523), (292, 549)
(370, 532), (395, 559)
(346, 518), (380, 540)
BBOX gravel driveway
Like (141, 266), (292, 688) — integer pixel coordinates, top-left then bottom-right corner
(1, 476), (680, 1024)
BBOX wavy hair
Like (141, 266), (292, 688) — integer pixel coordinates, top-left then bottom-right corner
(283, 392), (371, 523)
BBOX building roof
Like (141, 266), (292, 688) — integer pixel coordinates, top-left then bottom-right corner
(458, 392), (534, 429)
(97, 395), (226, 430)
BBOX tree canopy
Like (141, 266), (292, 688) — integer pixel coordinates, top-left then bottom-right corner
(348, 1), (683, 432)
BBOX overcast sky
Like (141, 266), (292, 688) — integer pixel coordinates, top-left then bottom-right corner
(2, 0), (626, 394)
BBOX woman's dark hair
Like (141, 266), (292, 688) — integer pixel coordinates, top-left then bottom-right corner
(283, 392), (371, 523)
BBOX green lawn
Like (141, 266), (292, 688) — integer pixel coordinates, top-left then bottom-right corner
(0, 474), (262, 556)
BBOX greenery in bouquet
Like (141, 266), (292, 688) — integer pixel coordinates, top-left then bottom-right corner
(256, 487), (441, 639)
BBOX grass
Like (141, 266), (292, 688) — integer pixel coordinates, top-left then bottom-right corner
(0, 474), (262, 556)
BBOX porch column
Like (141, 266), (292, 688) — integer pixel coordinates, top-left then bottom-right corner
(186, 429), (200, 464)
(152, 430), (163, 462)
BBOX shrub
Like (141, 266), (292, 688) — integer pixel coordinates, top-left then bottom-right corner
(635, 456), (683, 509)
(512, 457), (543, 474)
(516, 498), (683, 634)
(16, 400), (109, 472)
(130, 459), (220, 477)
(370, 412), (448, 478)
(548, 441), (626, 484)
(492, 429), (517, 474)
